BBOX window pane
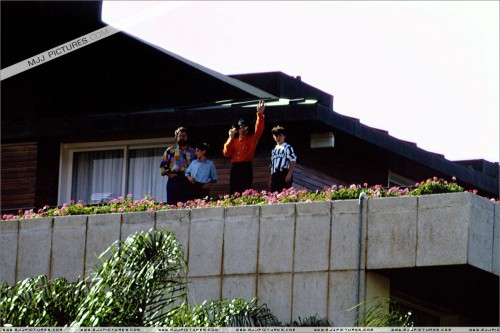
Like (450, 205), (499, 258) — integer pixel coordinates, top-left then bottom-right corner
(128, 147), (167, 202)
(71, 150), (123, 203)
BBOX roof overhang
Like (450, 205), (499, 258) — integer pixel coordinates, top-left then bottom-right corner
(1, 1), (276, 126)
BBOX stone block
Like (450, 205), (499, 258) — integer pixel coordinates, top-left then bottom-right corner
(468, 195), (495, 272)
(292, 272), (328, 319)
(0, 220), (19, 285)
(329, 270), (364, 327)
(417, 193), (469, 266)
(121, 211), (155, 241)
(188, 276), (221, 304)
(222, 275), (257, 301)
(493, 204), (500, 275)
(51, 215), (87, 281)
(367, 197), (417, 269)
(190, 206), (224, 222)
(85, 214), (121, 277)
(331, 199), (367, 270)
(259, 204), (295, 273)
(257, 273), (292, 323)
(223, 206), (260, 274)
(295, 202), (331, 272)
(156, 209), (190, 259)
(188, 207), (224, 277)
(17, 218), (52, 281)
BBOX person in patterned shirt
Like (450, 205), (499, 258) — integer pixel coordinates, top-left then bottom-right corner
(160, 127), (196, 204)
(269, 125), (297, 192)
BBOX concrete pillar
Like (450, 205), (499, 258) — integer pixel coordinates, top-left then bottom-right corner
(259, 203), (295, 273)
(367, 197), (418, 269)
(0, 220), (19, 285)
(51, 215), (87, 282)
(120, 211), (155, 241)
(223, 206), (260, 275)
(17, 218), (52, 281)
(85, 214), (121, 277)
(331, 199), (367, 270)
(188, 207), (224, 277)
(294, 201), (331, 272)
(155, 209), (190, 261)
(417, 193), (469, 266)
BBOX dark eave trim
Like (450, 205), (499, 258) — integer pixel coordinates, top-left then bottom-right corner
(132, 33), (277, 102)
(314, 104), (499, 196)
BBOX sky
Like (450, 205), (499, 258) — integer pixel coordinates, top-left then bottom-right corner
(102, 1), (499, 163)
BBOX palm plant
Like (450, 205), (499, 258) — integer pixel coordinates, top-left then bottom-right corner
(168, 298), (280, 327)
(284, 315), (333, 327)
(72, 229), (188, 326)
(350, 297), (413, 327)
(0, 276), (86, 326)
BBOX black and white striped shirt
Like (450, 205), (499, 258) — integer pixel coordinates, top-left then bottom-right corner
(270, 142), (297, 174)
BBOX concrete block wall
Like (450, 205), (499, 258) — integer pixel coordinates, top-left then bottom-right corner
(1, 192), (498, 326)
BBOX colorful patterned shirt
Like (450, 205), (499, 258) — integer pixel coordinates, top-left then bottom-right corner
(160, 145), (196, 174)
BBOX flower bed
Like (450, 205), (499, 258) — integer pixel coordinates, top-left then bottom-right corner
(2, 177), (498, 221)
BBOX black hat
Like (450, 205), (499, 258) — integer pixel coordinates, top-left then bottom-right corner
(196, 142), (210, 152)
(237, 118), (248, 128)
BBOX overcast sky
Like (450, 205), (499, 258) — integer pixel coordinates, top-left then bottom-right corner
(102, 1), (499, 163)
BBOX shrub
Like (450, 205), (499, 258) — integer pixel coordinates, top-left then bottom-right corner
(4, 176), (495, 221)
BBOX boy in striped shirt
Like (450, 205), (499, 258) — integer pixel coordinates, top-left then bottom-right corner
(269, 125), (297, 192)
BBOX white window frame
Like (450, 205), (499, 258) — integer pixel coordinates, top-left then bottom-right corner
(387, 170), (416, 188)
(58, 137), (175, 205)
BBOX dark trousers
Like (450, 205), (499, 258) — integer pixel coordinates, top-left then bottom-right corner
(166, 175), (191, 204)
(230, 162), (253, 195)
(271, 169), (292, 193)
(191, 182), (210, 200)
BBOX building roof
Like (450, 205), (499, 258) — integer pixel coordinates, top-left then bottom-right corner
(1, 1), (276, 123)
(1, 1), (498, 198)
(232, 72), (499, 196)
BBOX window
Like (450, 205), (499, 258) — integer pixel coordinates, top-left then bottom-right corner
(59, 138), (174, 205)
(388, 170), (415, 188)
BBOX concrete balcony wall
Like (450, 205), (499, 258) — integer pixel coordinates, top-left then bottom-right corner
(1, 192), (498, 325)
(0, 220), (18, 285)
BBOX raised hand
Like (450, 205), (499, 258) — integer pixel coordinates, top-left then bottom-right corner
(257, 100), (266, 114)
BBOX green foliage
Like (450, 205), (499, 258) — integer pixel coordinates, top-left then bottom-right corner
(73, 229), (188, 327)
(284, 315), (333, 327)
(409, 177), (464, 196)
(1, 229), (188, 327)
(0, 229), (414, 329)
(349, 297), (413, 327)
(5, 176), (493, 222)
(168, 298), (280, 327)
(0, 276), (86, 327)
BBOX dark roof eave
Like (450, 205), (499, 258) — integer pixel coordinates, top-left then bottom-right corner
(132, 34), (277, 102)
(313, 104), (499, 196)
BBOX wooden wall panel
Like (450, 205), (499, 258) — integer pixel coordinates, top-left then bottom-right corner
(1, 142), (38, 212)
(209, 153), (341, 198)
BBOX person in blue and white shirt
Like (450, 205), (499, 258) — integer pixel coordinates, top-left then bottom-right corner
(269, 125), (297, 192)
(185, 142), (218, 200)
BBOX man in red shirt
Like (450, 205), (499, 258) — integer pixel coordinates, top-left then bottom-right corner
(223, 100), (266, 195)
